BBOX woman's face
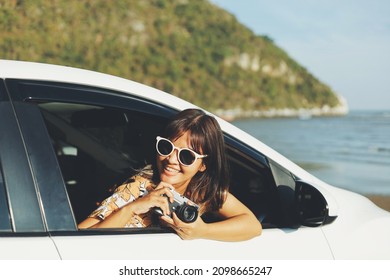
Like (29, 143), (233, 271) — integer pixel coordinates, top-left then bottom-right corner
(156, 131), (206, 194)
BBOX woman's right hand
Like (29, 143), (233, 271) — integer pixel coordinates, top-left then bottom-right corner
(127, 182), (174, 216)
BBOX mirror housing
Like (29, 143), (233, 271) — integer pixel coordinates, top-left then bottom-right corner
(295, 180), (337, 227)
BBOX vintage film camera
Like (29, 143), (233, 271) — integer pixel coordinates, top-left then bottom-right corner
(154, 189), (199, 223)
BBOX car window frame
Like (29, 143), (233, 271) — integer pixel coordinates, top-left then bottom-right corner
(0, 80), (12, 232)
(6, 78), (284, 234)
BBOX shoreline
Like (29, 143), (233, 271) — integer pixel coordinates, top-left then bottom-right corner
(365, 194), (390, 212)
(214, 103), (349, 121)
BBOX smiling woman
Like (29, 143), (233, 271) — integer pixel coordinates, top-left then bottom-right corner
(78, 108), (262, 241)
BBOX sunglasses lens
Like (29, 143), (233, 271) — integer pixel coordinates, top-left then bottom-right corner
(179, 149), (196, 166)
(156, 137), (201, 166)
(157, 139), (173, 156)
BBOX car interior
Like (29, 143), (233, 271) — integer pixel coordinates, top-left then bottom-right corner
(37, 102), (281, 229)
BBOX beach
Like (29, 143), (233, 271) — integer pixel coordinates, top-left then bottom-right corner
(366, 195), (390, 212)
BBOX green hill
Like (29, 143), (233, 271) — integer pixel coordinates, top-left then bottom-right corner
(0, 0), (348, 118)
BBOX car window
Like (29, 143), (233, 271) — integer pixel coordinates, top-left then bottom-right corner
(37, 102), (168, 224)
(269, 159), (300, 227)
(224, 145), (280, 228)
(7, 79), (283, 233)
(37, 101), (281, 229)
(0, 163), (12, 232)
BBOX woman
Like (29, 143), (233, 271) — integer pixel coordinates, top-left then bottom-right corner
(78, 109), (262, 241)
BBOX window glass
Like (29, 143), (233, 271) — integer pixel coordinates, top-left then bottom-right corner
(0, 163), (12, 232)
(37, 102), (167, 223)
(226, 147), (279, 228)
(269, 159), (299, 226)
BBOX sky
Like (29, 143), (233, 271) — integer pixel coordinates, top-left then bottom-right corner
(211, 0), (390, 110)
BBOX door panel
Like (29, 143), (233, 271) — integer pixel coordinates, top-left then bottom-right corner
(52, 227), (332, 259)
(0, 237), (60, 260)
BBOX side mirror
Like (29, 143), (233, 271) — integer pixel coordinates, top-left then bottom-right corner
(295, 180), (337, 227)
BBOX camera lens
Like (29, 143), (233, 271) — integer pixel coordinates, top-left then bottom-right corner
(176, 205), (198, 223)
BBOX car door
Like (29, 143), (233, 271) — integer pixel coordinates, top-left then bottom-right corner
(5, 79), (334, 259)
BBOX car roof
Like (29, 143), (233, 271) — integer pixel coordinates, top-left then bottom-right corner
(0, 59), (193, 110)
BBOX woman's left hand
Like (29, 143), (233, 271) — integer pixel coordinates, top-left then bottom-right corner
(160, 213), (207, 240)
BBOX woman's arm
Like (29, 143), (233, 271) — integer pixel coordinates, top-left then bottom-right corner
(78, 182), (175, 229)
(77, 203), (138, 229)
(161, 192), (262, 241)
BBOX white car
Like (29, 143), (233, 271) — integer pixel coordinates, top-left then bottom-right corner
(1, 59), (389, 260)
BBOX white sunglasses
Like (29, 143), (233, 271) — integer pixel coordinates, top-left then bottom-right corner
(156, 136), (208, 166)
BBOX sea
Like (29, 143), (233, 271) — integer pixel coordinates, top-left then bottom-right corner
(232, 110), (390, 196)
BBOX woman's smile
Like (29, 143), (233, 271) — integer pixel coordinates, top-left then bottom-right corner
(163, 164), (181, 175)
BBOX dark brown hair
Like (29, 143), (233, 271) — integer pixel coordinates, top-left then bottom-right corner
(162, 108), (230, 212)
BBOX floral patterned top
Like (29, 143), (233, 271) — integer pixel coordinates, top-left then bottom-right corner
(88, 175), (156, 227)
